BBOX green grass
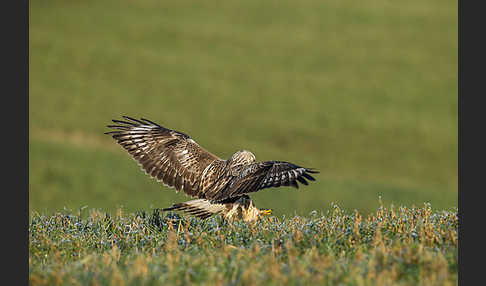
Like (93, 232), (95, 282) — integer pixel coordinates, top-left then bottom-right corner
(29, 202), (458, 285)
(29, 2), (458, 283)
(30, 0), (457, 215)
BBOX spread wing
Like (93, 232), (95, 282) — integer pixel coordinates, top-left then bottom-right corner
(105, 116), (224, 198)
(209, 161), (318, 201)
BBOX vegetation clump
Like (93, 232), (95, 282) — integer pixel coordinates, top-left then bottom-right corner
(29, 202), (457, 285)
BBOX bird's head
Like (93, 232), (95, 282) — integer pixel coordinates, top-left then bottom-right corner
(229, 150), (256, 166)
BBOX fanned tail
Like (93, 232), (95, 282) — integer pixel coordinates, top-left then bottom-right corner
(162, 199), (226, 220)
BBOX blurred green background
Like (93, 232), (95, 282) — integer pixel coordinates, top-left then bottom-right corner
(29, 0), (457, 216)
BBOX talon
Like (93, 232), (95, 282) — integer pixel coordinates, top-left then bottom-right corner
(260, 209), (272, 217)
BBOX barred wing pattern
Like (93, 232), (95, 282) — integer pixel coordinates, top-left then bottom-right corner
(210, 161), (318, 201)
(105, 116), (224, 198)
(162, 199), (226, 220)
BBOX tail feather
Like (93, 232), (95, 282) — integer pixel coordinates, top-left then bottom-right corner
(162, 199), (225, 219)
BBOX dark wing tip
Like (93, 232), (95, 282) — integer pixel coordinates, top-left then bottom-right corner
(106, 125), (132, 131)
(296, 176), (309, 185)
(111, 119), (138, 126)
(306, 168), (319, 174)
(302, 173), (316, 181)
(105, 116), (166, 136)
(140, 118), (162, 127)
(121, 115), (140, 122)
(107, 116), (151, 127)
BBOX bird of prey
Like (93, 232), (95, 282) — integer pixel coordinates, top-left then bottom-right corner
(105, 116), (318, 222)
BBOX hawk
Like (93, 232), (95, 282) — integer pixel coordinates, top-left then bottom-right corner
(105, 116), (318, 222)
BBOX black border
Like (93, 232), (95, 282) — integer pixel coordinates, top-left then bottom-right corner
(458, 0), (482, 285)
(3, 0), (29, 284)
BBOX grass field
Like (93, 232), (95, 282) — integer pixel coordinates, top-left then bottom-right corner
(29, 1), (458, 284)
(29, 203), (458, 285)
(30, 0), (457, 216)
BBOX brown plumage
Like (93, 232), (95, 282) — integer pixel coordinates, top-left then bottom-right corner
(105, 116), (318, 222)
